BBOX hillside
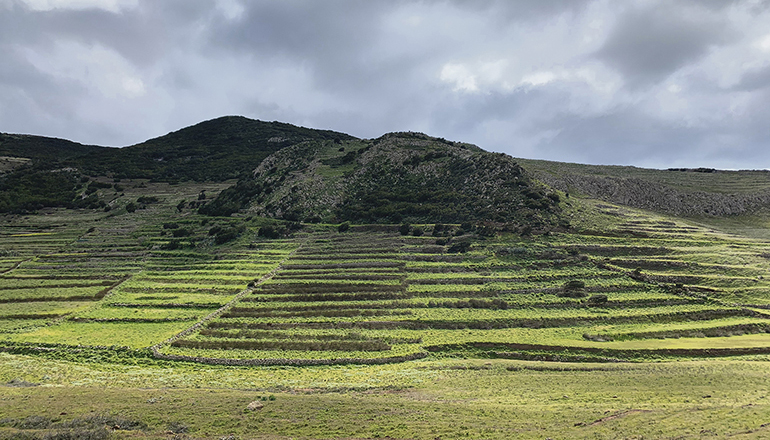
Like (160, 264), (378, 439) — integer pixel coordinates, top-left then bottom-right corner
(76, 116), (355, 181)
(202, 132), (562, 228)
(0, 117), (353, 213)
(3, 119), (770, 438)
(520, 158), (770, 217)
(0, 133), (102, 164)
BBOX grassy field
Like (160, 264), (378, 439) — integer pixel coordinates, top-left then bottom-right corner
(3, 180), (770, 438)
(2, 356), (770, 439)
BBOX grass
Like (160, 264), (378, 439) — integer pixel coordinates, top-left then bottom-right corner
(2, 355), (770, 439)
(2, 321), (192, 348)
(3, 179), (770, 437)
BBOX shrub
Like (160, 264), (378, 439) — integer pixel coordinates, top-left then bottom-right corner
(172, 227), (193, 237)
(587, 294), (609, 304)
(399, 223), (411, 235)
(137, 196), (159, 204)
(411, 227), (424, 236)
(257, 225), (281, 239)
(214, 225), (245, 244)
(167, 422), (189, 434)
(161, 239), (181, 250)
(447, 241), (471, 253)
(338, 222), (351, 233)
(563, 280), (585, 290)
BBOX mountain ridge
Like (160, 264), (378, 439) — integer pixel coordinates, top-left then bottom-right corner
(3, 115), (770, 223)
(200, 130), (562, 228)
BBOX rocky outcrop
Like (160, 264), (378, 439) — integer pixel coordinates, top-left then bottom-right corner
(536, 173), (770, 217)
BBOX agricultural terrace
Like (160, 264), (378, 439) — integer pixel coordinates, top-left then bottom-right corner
(3, 181), (770, 438)
(2, 188), (770, 366)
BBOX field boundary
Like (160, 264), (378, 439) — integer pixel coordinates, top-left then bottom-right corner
(149, 240), (306, 361)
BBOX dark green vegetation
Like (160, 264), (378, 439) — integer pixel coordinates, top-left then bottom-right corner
(0, 116), (351, 212)
(204, 132), (561, 226)
(3, 118), (770, 438)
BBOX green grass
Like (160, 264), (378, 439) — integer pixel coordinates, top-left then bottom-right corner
(3, 180), (770, 437)
(2, 355), (770, 439)
(2, 322), (192, 348)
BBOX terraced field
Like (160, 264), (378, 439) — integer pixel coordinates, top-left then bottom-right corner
(155, 207), (770, 365)
(4, 188), (770, 439)
(3, 190), (770, 368)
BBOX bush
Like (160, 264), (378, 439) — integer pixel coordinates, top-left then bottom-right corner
(563, 280), (585, 290)
(167, 422), (189, 434)
(257, 225), (281, 239)
(137, 196), (159, 204)
(411, 227), (424, 236)
(214, 225), (245, 244)
(447, 241), (471, 253)
(432, 223), (448, 236)
(588, 294), (608, 304)
(161, 239), (181, 250)
(399, 223), (411, 235)
(172, 228), (193, 237)
(338, 222), (350, 233)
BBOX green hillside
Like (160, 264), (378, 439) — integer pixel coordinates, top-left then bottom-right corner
(0, 116), (353, 213)
(2, 119), (770, 438)
(76, 116), (354, 181)
(202, 132), (562, 228)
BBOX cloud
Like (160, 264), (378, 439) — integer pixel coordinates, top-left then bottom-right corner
(593, 2), (734, 88)
(0, 0), (769, 168)
(17, 0), (138, 13)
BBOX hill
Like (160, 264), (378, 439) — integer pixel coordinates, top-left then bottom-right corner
(3, 118), (770, 438)
(519, 158), (770, 217)
(0, 116), (353, 213)
(0, 133), (102, 164)
(200, 131), (562, 228)
(76, 116), (354, 181)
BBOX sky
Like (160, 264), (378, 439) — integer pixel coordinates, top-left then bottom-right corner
(2, 0), (770, 169)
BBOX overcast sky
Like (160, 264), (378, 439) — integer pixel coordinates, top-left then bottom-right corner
(2, 0), (770, 169)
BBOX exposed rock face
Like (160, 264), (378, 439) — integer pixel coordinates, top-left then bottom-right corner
(536, 173), (770, 217)
(240, 132), (561, 226)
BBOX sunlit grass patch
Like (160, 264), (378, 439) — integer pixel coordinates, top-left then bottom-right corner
(4, 321), (191, 348)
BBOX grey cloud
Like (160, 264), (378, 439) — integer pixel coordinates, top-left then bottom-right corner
(0, 44), (84, 126)
(0, 0), (769, 169)
(450, 0), (593, 21)
(518, 96), (770, 169)
(594, 4), (733, 88)
(536, 109), (708, 166)
(206, 1), (399, 91)
(732, 66), (770, 91)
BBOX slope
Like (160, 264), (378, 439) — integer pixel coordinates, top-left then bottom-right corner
(519, 158), (770, 218)
(76, 116), (355, 181)
(0, 116), (354, 213)
(202, 131), (563, 228)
